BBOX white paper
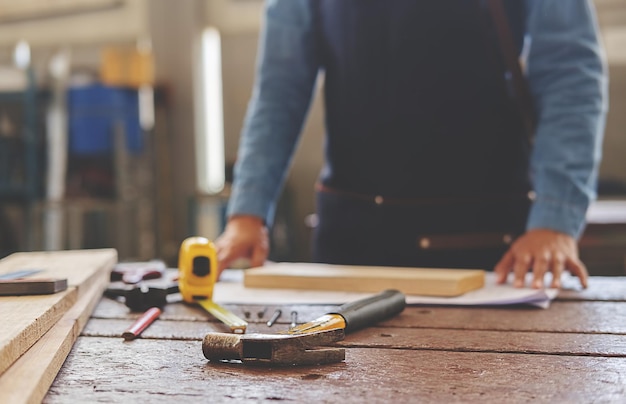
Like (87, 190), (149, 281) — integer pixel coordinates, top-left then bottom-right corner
(215, 271), (559, 309)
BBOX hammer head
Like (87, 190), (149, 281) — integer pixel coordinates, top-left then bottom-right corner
(203, 328), (345, 366)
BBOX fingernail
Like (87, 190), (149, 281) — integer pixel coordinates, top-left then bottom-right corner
(514, 279), (523, 288)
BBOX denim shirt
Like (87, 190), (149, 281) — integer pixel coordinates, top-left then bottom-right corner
(227, 0), (608, 240)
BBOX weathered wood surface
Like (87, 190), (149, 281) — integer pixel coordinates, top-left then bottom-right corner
(93, 296), (339, 323)
(93, 296), (626, 334)
(82, 318), (626, 357)
(43, 276), (626, 403)
(0, 249), (117, 376)
(45, 337), (626, 403)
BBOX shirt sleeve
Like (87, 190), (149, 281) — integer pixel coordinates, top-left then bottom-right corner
(525, 0), (608, 239)
(226, 0), (320, 226)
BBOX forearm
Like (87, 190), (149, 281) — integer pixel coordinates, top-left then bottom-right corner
(227, 0), (319, 225)
(525, 0), (608, 239)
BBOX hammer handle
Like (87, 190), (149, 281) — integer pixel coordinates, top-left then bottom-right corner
(332, 289), (406, 332)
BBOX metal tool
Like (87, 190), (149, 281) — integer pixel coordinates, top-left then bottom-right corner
(105, 281), (179, 312)
(0, 269), (43, 280)
(105, 268), (179, 312)
(203, 289), (406, 366)
(203, 329), (345, 366)
(287, 289), (405, 335)
(0, 267), (65, 296)
(266, 309), (281, 327)
(179, 237), (248, 333)
(111, 260), (166, 284)
(290, 311), (298, 329)
(0, 278), (67, 296)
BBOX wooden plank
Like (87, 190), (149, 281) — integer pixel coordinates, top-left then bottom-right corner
(93, 296), (337, 323)
(343, 327), (626, 357)
(44, 337), (626, 403)
(0, 249), (117, 376)
(81, 318), (626, 357)
(244, 263), (485, 296)
(93, 296), (626, 334)
(386, 302), (626, 334)
(0, 267), (109, 404)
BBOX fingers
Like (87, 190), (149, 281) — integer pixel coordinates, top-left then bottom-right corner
(494, 250), (514, 284)
(216, 244), (241, 276)
(250, 243), (268, 269)
(566, 256), (589, 289)
(549, 252), (565, 289)
(214, 221), (270, 277)
(513, 253), (532, 288)
(531, 252), (551, 289)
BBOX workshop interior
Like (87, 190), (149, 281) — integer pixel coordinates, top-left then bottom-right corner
(2, 1), (626, 402)
(0, 0), (625, 270)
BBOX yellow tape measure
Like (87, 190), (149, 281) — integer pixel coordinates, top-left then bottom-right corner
(178, 237), (247, 333)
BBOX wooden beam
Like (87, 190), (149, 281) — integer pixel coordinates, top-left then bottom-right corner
(244, 263), (485, 297)
(0, 249), (117, 376)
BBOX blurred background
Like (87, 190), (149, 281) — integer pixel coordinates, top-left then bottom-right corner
(0, 0), (625, 274)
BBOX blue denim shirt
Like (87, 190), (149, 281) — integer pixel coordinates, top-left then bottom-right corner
(227, 0), (608, 240)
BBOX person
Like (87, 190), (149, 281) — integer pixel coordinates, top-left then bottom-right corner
(215, 0), (608, 289)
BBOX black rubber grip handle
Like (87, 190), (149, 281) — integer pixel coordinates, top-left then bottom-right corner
(331, 289), (406, 333)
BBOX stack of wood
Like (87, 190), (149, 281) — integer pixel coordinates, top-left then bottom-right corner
(0, 249), (117, 403)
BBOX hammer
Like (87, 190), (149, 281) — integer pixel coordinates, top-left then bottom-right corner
(202, 289), (406, 366)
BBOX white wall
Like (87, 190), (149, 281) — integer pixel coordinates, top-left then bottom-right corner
(596, 0), (626, 186)
(0, 0), (150, 47)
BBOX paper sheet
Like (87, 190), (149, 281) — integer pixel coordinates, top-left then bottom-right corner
(214, 271), (563, 309)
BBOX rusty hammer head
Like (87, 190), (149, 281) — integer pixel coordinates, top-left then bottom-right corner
(202, 328), (345, 366)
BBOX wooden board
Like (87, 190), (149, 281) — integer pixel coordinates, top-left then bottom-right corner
(244, 263), (485, 297)
(44, 337), (626, 403)
(0, 268), (109, 404)
(0, 249), (117, 376)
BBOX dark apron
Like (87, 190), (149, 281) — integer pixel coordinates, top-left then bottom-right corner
(311, 0), (532, 269)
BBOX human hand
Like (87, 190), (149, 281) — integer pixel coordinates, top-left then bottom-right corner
(494, 229), (588, 289)
(214, 215), (269, 277)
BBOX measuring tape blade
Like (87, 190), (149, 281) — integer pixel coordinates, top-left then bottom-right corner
(198, 299), (247, 334)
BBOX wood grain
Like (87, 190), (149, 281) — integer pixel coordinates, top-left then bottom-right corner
(0, 268), (109, 404)
(384, 302), (626, 334)
(244, 263), (485, 296)
(93, 296), (626, 334)
(81, 318), (626, 357)
(44, 337), (626, 403)
(0, 249), (117, 376)
(43, 276), (626, 402)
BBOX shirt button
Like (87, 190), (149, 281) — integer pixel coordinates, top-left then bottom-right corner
(527, 191), (536, 201)
(374, 195), (384, 205)
(503, 234), (513, 244)
(419, 238), (431, 249)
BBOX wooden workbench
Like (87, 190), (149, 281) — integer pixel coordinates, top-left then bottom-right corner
(44, 277), (626, 403)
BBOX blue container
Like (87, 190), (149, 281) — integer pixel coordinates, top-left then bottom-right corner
(68, 84), (142, 155)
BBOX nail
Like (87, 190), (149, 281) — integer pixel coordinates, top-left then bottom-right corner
(266, 309), (281, 327)
(290, 311), (297, 328)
